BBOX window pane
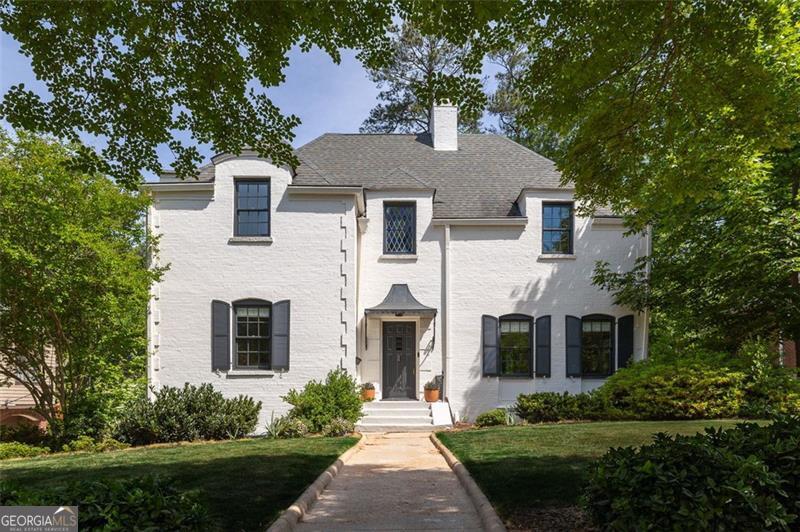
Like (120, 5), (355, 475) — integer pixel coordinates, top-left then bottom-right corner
(236, 180), (269, 236)
(581, 319), (612, 375)
(234, 304), (272, 368)
(384, 204), (415, 254)
(499, 319), (531, 375)
(542, 204), (572, 254)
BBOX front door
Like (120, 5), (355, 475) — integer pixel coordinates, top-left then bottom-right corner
(382, 322), (416, 399)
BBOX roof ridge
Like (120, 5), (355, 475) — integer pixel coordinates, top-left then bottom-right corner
(493, 134), (558, 165)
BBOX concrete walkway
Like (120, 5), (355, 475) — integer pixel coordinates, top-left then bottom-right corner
(295, 432), (484, 531)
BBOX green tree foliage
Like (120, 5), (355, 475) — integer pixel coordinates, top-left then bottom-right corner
(0, 1), (397, 187)
(0, 131), (162, 442)
(487, 46), (562, 161)
(488, 0), (800, 217)
(360, 22), (484, 134)
(594, 147), (800, 351)
(477, 0), (800, 350)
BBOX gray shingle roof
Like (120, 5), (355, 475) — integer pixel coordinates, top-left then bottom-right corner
(293, 133), (566, 218)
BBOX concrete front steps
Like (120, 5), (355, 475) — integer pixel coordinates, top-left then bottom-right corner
(357, 400), (451, 432)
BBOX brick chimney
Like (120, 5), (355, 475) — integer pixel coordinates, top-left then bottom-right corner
(430, 103), (458, 151)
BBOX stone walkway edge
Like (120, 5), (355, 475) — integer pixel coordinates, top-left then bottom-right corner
(430, 432), (508, 532)
(266, 433), (368, 532)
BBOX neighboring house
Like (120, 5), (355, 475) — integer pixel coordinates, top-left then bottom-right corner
(1, 349), (53, 429)
(144, 104), (649, 424)
(780, 339), (797, 369)
(0, 379), (46, 429)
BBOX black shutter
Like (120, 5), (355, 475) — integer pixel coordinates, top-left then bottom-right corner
(272, 300), (290, 371)
(535, 315), (551, 377)
(482, 315), (499, 376)
(566, 315), (582, 377)
(211, 300), (230, 371)
(617, 314), (634, 369)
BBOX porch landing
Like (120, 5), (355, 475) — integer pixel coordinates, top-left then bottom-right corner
(356, 400), (452, 432)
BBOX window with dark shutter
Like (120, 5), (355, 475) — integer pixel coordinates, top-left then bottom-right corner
(617, 315), (634, 369)
(211, 300), (230, 371)
(482, 315), (499, 376)
(383, 202), (416, 254)
(499, 315), (533, 377)
(235, 180), (270, 236)
(271, 300), (290, 371)
(565, 315), (582, 377)
(535, 315), (551, 377)
(233, 300), (271, 369)
(542, 202), (573, 254)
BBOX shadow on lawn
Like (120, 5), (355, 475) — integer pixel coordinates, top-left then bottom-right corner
(2, 449), (344, 531)
(461, 455), (596, 515)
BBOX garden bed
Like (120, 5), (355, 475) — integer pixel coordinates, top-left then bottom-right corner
(0, 435), (359, 530)
(436, 420), (747, 531)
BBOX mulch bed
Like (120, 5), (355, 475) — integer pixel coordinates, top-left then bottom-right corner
(506, 506), (596, 532)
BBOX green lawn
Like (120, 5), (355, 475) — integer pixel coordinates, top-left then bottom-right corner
(437, 420), (747, 527)
(0, 436), (358, 531)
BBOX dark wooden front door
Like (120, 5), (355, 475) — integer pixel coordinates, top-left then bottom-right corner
(382, 322), (416, 399)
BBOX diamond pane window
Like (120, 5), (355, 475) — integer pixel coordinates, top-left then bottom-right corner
(542, 202), (573, 254)
(235, 180), (270, 236)
(234, 304), (271, 369)
(383, 202), (416, 254)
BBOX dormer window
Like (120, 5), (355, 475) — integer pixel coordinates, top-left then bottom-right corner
(383, 202), (416, 254)
(235, 179), (270, 236)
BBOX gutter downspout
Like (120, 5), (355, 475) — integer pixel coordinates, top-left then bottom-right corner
(443, 224), (451, 402)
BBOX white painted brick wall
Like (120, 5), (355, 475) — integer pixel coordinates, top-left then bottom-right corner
(150, 156), (646, 426)
(149, 158), (357, 429)
(356, 190), (443, 399)
(431, 104), (458, 151)
(446, 190), (646, 420)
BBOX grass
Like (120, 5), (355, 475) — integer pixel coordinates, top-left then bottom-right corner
(437, 420), (747, 523)
(0, 436), (358, 531)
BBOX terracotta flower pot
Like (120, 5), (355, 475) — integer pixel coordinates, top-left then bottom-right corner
(361, 388), (375, 401)
(424, 388), (440, 402)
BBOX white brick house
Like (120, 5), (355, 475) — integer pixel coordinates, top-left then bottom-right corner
(144, 104), (649, 425)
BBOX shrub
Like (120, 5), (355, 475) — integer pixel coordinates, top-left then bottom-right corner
(115, 384), (261, 445)
(322, 417), (354, 437)
(283, 368), (362, 433)
(599, 360), (745, 419)
(584, 417), (800, 530)
(0, 422), (47, 445)
(737, 340), (800, 417)
(61, 436), (129, 453)
(514, 392), (579, 423)
(0, 476), (210, 530)
(0, 442), (50, 460)
(475, 408), (508, 427)
(264, 414), (308, 439)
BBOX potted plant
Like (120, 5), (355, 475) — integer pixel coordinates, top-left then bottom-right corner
(424, 380), (440, 402)
(361, 382), (375, 401)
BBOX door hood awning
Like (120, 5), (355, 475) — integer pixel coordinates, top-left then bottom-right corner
(364, 284), (437, 317)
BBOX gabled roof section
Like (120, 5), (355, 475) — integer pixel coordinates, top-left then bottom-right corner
(293, 133), (565, 218)
(371, 166), (433, 190)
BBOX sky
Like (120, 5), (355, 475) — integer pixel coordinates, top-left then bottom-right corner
(0, 30), (500, 178)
